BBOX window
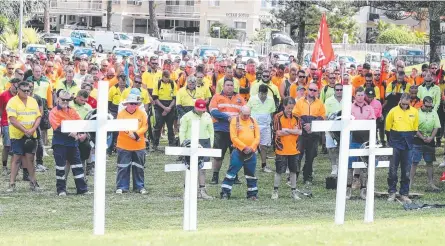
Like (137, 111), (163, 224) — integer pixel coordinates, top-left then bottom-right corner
(271, 0), (277, 7)
(166, 0), (179, 5)
(127, 0), (142, 5)
(209, 0), (220, 7)
(186, 0), (194, 6)
(234, 21), (246, 30)
(112, 0), (120, 4)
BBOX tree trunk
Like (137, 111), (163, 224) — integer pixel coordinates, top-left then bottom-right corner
(296, 2), (306, 64)
(106, 0), (112, 31)
(149, 0), (160, 39)
(43, 0), (50, 33)
(429, 2), (441, 63)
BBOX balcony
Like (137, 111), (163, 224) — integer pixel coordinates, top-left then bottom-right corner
(164, 4), (200, 18)
(50, 0), (104, 15)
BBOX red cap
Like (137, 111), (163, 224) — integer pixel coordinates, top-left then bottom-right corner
(39, 54), (47, 60)
(194, 99), (207, 112)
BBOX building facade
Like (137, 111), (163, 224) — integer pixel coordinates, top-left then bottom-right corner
(43, 0), (276, 38)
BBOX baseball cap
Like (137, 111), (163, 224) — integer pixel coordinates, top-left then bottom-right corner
(194, 99), (207, 112)
(236, 64), (245, 70)
(297, 85), (306, 91)
(39, 54), (47, 60)
(365, 88), (375, 97)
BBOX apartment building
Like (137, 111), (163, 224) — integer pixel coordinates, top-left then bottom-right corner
(41, 0), (277, 38)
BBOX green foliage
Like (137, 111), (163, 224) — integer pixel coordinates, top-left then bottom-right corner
(0, 31), (19, 50)
(252, 28), (278, 42)
(23, 27), (40, 45)
(209, 21), (238, 39)
(376, 26), (427, 45)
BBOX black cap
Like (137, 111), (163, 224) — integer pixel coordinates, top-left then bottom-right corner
(363, 63), (371, 70)
(421, 64), (429, 70)
(365, 88), (375, 97)
(164, 59), (172, 65)
(350, 64), (356, 68)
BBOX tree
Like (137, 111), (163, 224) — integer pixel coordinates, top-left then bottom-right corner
(106, 0), (112, 31)
(265, 1), (360, 64)
(353, 1), (445, 63)
(209, 22), (238, 39)
(376, 28), (417, 44)
(43, 0), (50, 33)
(149, 0), (160, 39)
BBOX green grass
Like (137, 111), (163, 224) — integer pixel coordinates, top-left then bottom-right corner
(1, 143), (445, 245)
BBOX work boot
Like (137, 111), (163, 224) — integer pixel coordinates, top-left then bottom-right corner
(346, 187), (352, 200)
(387, 192), (396, 202)
(210, 172), (219, 185)
(6, 183), (16, 193)
(198, 187), (213, 200)
(262, 166), (273, 173)
(400, 195), (412, 204)
(220, 192), (230, 200)
(330, 165), (338, 177)
(291, 190), (301, 201)
(30, 181), (40, 192)
(23, 169), (30, 181)
(321, 145), (328, 154)
(86, 162), (95, 176)
(271, 190), (278, 200)
(360, 188), (367, 200)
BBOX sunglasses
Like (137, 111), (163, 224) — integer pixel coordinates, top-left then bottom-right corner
(310, 68), (317, 71)
(308, 88), (317, 92)
(329, 77), (336, 80)
(61, 98), (71, 102)
(7, 67), (14, 70)
(335, 89), (343, 91)
(134, 81), (142, 84)
(299, 76), (306, 78)
(424, 105), (433, 109)
(20, 89), (30, 93)
(365, 79), (373, 82)
(129, 103), (139, 106)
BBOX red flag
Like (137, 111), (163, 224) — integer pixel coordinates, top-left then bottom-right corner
(311, 13), (335, 69)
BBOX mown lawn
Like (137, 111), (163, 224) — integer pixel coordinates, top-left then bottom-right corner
(1, 143), (445, 245)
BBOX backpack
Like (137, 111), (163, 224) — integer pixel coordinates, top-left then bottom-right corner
(266, 86), (280, 112)
(284, 79), (291, 97)
(157, 78), (175, 91)
(236, 116), (256, 138)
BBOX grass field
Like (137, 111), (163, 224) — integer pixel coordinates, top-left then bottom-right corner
(1, 142), (445, 245)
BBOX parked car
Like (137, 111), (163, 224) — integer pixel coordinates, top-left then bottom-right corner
(72, 47), (95, 59)
(158, 40), (185, 58)
(94, 32), (132, 53)
(231, 46), (259, 65)
(192, 45), (221, 59)
(70, 30), (95, 48)
(26, 19), (55, 32)
(135, 39), (161, 58)
(21, 44), (46, 60)
(43, 36), (74, 52)
(64, 22), (90, 30)
(269, 52), (290, 65)
(131, 35), (158, 50)
(113, 48), (135, 63)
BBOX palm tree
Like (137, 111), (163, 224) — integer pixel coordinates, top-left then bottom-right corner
(43, 0), (50, 33)
(106, 0), (112, 31)
(149, 0), (160, 38)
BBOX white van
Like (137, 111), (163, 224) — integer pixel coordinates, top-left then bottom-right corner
(94, 31), (132, 53)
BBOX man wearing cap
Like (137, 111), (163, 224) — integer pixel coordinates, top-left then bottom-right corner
(0, 78), (19, 175)
(247, 84), (276, 173)
(209, 79), (245, 184)
(234, 64), (250, 101)
(6, 82), (41, 192)
(220, 106), (260, 200)
(324, 83), (343, 177)
(362, 73), (380, 100)
(49, 90), (89, 196)
(115, 93), (148, 194)
(365, 87), (384, 145)
(176, 76), (208, 120)
(347, 87), (376, 199)
(179, 99), (214, 199)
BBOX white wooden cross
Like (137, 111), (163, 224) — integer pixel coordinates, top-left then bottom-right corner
(61, 80), (138, 235)
(311, 85), (393, 224)
(164, 120), (221, 231)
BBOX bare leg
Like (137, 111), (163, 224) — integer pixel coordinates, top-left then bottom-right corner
(260, 145), (267, 168)
(24, 154), (37, 183)
(9, 154), (21, 184)
(212, 159), (222, 172)
(426, 163), (439, 190)
(198, 169), (206, 187)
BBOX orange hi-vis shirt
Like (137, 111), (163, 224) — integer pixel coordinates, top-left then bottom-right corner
(373, 78), (386, 100)
(413, 75), (424, 86)
(209, 92), (246, 124)
(292, 97), (326, 123)
(352, 75), (365, 89)
(289, 83), (308, 99)
(106, 76), (119, 88)
(116, 108), (148, 151)
(46, 71), (59, 87)
(273, 112), (301, 156)
(246, 73), (256, 84)
(237, 76), (250, 101)
(229, 116), (260, 152)
(272, 75), (285, 88)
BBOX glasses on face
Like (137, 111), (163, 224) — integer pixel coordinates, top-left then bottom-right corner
(329, 77), (336, 80)
(335, 89), (343, 91)
(20, 88), (30, 93)
(129, 103), (139, 106)
(134, 81), (142, 84)
(424, 105), (433, 109)
(197, 76), (204, 79)
(299, 76), (306, 78)
(152, 63), (158, 66)
(47, 66), (54, 68)
(310, 68), (317, 71)
(375, 74), (381, 76)
(7, 67), (13, 70)
(365, 79), (373, 82)
(431, 67), (438, 70)
(308, 88), (317, 92)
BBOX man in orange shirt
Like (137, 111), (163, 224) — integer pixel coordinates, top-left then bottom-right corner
(235, 64), (250, 101)
(115, 94), (148, 194)
(245, 59), (256, 84)
(271, 97), (302, 200)
(272, 64), (285, 88)
(409, 85), (423, 109)
(220, 106), (260, 200)
(292, 82), (326, 191)
(351, 63), (370, 89)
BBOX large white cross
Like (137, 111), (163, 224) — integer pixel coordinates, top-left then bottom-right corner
(61, 80), (138, 235)
(164, 120), (221, 231)
(311, 85), (393, 224)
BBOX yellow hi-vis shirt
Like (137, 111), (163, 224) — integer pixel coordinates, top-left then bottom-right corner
(385, 104), (419, 132)
(6, 95), (41, 139)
